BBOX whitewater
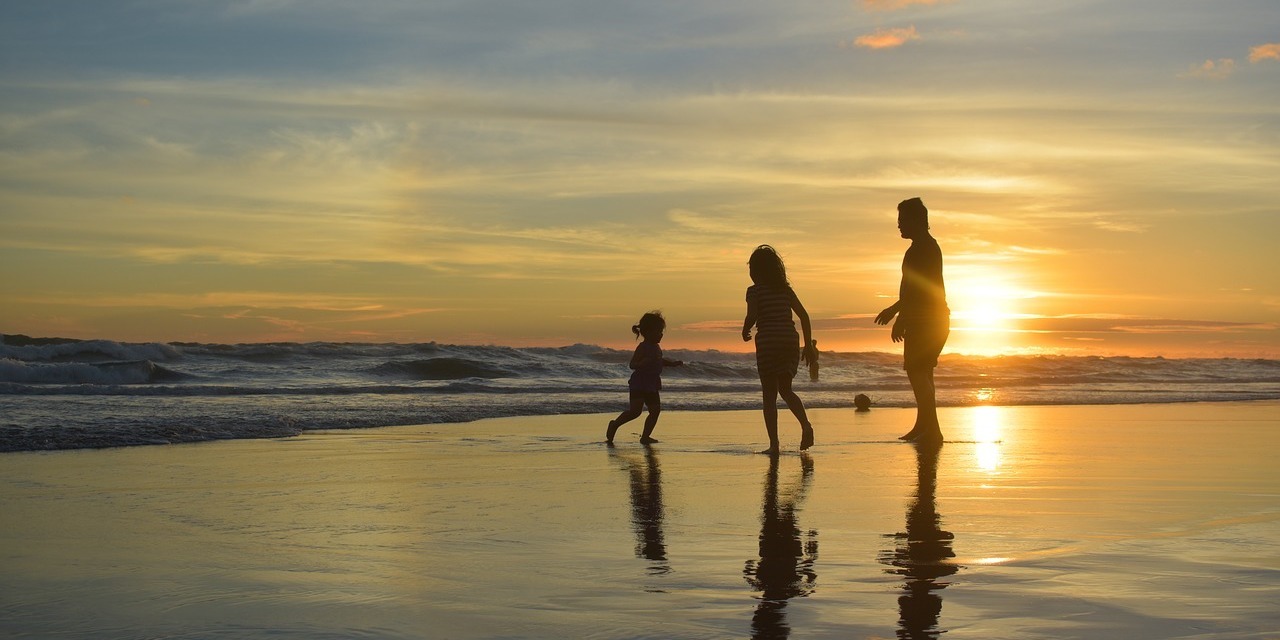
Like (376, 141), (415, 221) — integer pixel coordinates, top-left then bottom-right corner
(2, 336), (1278, 452)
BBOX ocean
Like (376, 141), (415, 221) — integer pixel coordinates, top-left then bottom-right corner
(3, 336), (1278, 452)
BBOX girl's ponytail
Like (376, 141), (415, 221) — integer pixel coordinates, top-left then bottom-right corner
(632, 311), (665, 340)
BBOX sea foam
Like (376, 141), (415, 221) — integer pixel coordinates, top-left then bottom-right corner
(2, 336), (1277, 451)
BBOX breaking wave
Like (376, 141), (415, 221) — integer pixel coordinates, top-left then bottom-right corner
(2, 334), (1277, 451)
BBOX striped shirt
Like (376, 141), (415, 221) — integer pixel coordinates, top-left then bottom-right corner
(747, 284), (799, 338)
(747, 284), (801, 377)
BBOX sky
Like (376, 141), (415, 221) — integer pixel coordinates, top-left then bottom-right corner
(2, 0), (1278, 357)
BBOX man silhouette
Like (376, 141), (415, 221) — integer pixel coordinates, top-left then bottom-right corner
(875, 197), (950, 446)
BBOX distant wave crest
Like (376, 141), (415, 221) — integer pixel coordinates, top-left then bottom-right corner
(0, 359), (191, 385)
(1, 338), (181, 363)
(371, 357), (515, 380)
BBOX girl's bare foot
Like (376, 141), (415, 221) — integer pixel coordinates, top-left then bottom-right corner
(640, 436), (659, 444)
(758, 446), (781, 455)
(800, 424), (815, 450)
(606, 420), (620, 444)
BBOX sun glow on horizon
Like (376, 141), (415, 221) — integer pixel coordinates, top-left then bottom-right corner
(946, 268), (1041, 355)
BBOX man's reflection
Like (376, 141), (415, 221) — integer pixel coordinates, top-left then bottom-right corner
(613, 445), (670, 576)
(743, 453), (818, 639)
(880, 444), (959, 639)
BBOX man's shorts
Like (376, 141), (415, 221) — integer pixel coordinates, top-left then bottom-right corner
(903, 315), (950, 371)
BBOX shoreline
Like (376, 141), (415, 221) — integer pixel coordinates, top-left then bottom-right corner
(3, 396), (1278, 455)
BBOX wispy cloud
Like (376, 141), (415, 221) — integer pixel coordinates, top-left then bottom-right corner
(860, 0), (948, 11)
(1092, 218), (1149, 233)
(813, 313), (1275, 336)
(1181, 58), (1236, 79)
(852, 26), (920, 50)
(680, 320), (741, 333)
(1018, 316), (1276, 335)
(1250, 42), (1280, 63)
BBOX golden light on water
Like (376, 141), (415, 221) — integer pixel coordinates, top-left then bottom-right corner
(973, 557), (1014, 565)
(971, 405), (1004, 473)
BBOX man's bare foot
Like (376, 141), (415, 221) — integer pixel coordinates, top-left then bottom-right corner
(800, 424), (815, 450)
(640, 436), (659, 444)
(758, 446), (781, 455)
(606, 420), (620, 444)
(913, 431), (943, 448)
(898, 429), (919, 441)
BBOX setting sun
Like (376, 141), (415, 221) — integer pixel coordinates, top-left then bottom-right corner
(944, 269), (1039, 355)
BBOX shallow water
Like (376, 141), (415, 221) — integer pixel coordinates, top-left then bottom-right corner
(5, 338), (1279, 451)
(2, 402), (1278, 638)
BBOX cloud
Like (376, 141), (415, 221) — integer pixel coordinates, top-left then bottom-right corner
(807, 313), (1276, 338)
(860, 0), (947, 11)
(1249, 43), (1280, 63)
(1010, 315), (1274, 335)
(1183, 43), (1280, 78)
(1092, 218), (1149, 233)
(1181, 58), (1235, 79)
(852, 26), (920, 50)
(680, 320), (741, 333)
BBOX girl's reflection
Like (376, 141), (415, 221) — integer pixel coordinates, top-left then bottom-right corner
(879, 444), (960, 639)
(612, 445), (670, 576)
(743, 453), (818, 639)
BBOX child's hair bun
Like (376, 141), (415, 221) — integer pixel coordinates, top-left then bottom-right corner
(632, 311), (666, 339)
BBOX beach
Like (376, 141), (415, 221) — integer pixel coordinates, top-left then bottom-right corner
(2, 401), (1278, 639)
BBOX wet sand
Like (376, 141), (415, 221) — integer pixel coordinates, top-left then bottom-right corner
(2, 401), (1278, 639)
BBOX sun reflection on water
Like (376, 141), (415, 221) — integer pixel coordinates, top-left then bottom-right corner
(971, 405), (1004, 473)
(973, 557), (1013, 565)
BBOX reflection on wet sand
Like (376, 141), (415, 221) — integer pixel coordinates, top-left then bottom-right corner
(744, 453), (818, 639)
(880, 444), (960, 639)
(612, 445), (670, 577)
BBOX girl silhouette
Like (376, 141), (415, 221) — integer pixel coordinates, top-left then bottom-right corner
(741, 245), (816, 454)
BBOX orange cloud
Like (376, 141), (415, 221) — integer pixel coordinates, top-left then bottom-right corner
(854, 25), (920, 49)
(861, 0), (947, 10)
(1182, 58), (1235, 79)
(1249, 42), (1280, 63)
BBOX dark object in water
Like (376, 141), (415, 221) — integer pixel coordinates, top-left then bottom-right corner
(854, 393), (872, 411)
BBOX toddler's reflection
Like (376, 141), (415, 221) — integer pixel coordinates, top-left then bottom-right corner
(612, 445), (669, 576)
